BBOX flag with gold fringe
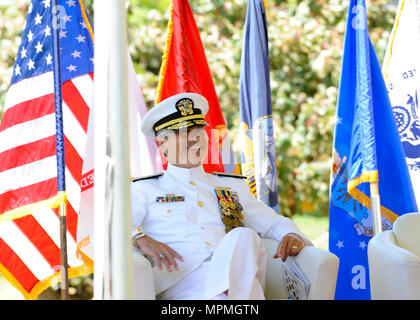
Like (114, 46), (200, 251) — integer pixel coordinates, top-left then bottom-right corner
(329, 0), (418, 299)
(382, 0), (420, 208)
(239, 0), (279, 212)
(0, 0), (93, 299)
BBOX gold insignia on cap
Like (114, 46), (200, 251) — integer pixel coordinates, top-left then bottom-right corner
(176, 98), (194, 116)
(154, 114), (207, 133)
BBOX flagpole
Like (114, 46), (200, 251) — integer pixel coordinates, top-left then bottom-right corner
(93, 0), (107, 300)
(370, 181), (382, 235)
(51, 0), (69, 300)
(58, 200), (69, 300)
(108, 0), (133, 299)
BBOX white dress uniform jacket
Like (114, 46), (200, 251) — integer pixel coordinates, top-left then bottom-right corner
(131, 163), (309, 296)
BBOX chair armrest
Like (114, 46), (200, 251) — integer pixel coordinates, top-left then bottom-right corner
(133, 247), (156, 300)
(368, 230), (420, 299)
(368, 230), (420, 263)
(294, 245), (339, 299)
(263, 238), (339, 300)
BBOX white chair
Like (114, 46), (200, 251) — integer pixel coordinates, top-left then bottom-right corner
(368, 212), (420, 300)
(132, 237), (339, 300)
(263, 238), (339, 299)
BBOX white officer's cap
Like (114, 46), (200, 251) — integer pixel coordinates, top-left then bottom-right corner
(141, 92), (209, 137)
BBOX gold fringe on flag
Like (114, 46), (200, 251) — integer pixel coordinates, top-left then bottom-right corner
(0, 191), (67, 224)
(0, 3), (96, 298)
(0, 190), (94, 300)
(155, 2), (174, 105)
(382, 0), (405, 82)
(262, 0), (267, 13)
(347, 170), (399, 224)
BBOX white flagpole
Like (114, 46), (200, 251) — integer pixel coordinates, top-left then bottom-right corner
(93, 0), (133, 300)
(370, 182), (382, 235)
(93, 0), (108, 300)
(107, 0), (133, 300)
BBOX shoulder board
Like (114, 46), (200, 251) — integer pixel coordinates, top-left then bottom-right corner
(131, 172), (164, 182)
(211, 172), (247, 179)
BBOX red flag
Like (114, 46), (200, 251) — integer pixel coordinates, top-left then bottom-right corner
(155, 0), (239, 174)
(0, 1), (93, 299)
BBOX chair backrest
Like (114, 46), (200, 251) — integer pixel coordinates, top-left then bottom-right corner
(393, 212), (420, 258)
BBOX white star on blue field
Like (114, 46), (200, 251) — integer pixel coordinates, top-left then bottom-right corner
(11, 0), (94, 85)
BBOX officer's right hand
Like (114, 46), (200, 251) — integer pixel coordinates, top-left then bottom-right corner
(135, 235), (184, 272)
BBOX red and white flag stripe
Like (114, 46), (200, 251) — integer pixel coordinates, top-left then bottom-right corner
(0, 72), (93, 299)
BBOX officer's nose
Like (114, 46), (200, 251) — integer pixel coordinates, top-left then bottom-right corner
(187, 133), (201, 144)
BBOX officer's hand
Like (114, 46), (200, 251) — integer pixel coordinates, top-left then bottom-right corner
(274, 233), (305, 262)
(135, 235), (184, 272)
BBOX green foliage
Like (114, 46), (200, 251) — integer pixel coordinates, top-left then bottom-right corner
(126, 0), (171, 102)
(0, 0), (398, 300)
(0, 0), (397, 219)
(38, 275), (93, 300)
(127, 0), (396, 217)
(259, 0), (395, 217)
(0, 0), (27, 109)
(265, 0), (395, 217)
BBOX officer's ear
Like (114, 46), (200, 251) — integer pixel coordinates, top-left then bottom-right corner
(154, 135), (164, 147)
(155, 136), (167, 157)
(155, 130), (166, 143)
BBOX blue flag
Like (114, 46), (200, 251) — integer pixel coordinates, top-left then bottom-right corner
(329, 0), (418, 299)
(239, 0), (279, 212)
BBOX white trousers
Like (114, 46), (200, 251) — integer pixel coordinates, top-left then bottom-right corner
(158, 227), (268, 300)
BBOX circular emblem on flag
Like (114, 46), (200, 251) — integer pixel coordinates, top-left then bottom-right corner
(392, 106), (410, 133)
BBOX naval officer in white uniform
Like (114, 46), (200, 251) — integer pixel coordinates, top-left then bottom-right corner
(131, 92), (311, 300)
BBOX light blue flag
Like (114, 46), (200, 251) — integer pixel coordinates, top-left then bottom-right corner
(239, 0), (279, 213)
(329, 0), (418, 299)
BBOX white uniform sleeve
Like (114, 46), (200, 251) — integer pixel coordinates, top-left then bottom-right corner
(239, 179), (312, 245)
(130, 182), (148, 237)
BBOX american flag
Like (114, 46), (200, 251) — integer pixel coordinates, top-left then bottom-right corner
(0, 0), (93, 299)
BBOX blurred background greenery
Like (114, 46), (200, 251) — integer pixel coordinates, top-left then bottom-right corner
(0, 0), (397, 218)
(0, 0), (398, 299)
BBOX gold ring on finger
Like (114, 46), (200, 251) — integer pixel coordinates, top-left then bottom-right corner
(159, 252), (166, 259)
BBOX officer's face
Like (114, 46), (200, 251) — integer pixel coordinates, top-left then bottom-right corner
(155, 126), (208, 168)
